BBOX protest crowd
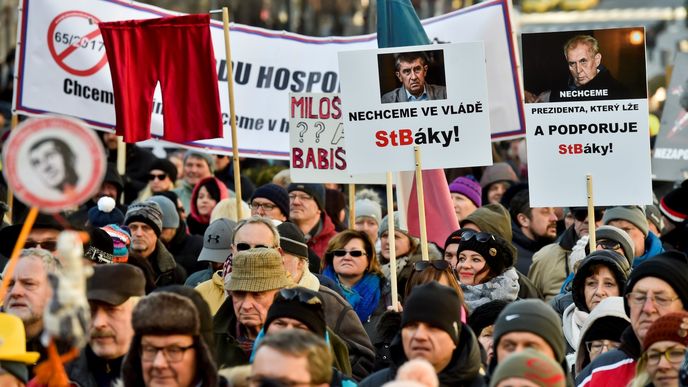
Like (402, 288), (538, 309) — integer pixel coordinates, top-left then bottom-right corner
(0, 133), (687, 387)
(1, 1), (688, 387)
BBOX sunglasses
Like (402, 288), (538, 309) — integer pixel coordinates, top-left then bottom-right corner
(24, 240), (58, 251)
(278, 288), (322, 305)
(235, 243), (272, 252)
(572, 208), (605, 222)
(148, 172), (168, 181)
(597, 240), (621, 251)
(460, 230), (495, 243)
(331, 249), (367, 258)
(414, 260), (450, 272)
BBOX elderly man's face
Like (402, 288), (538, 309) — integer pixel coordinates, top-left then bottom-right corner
(3, 256), (53, 338)
(232, 289), (280, 337)
(396, 58), (428, 97)
(129, 222), (158, 258)
(89, 299), (137, 360)
(628, 277), (684, 343)
(183, 156), (211, 187)
(30, 141), (67, 188)
(401, 321), (456, 372)
(566, 43), (601, 87)
(141, 334), (196, 387)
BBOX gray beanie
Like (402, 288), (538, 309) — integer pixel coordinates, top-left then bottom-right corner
(149, 195), (180, 229)
(355, 199), (382, 225)
(493, 299), (565, 364)
(595, 225), (635, 262)
(124, 201), (164, 236)
(602, 206), (649, 237)
(184, 151), (215, 174)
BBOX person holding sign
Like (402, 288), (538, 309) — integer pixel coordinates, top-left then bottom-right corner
(455, 230), (519, 312)
(548, 35), (629, 103)
(381, 52), (446, 103)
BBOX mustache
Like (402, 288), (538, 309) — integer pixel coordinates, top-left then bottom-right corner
(91, 329), (116, 339)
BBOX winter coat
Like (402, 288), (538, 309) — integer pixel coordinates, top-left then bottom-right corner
(528, 225), (579, 300)
(212, 296), (252, 369)
(562, 302), (587, 371)
(65, 346), (123, 387)
(195, 271), (227, 316)
(632, 231), (665, 268)
(307, 212), (338, 259)
(128, 240), (187, 290)
(166, 220), (205, 275)
(360, 322), (485, 387)
(462, 267), (520, 312)
(511, 220), (551, 275)
(549, 65), (630, 102)
(576, 324), (641, 387)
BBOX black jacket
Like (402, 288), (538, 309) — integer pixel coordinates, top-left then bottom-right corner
(65, 346), (123, 387)
(166, 220), (205, 275)
(360, 323), (485, 387)
(511, 220), (551, 275)
(212, 296), (252, 369)
(549, 65), (630, 102)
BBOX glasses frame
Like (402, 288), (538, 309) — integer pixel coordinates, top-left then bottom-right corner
(645, 347), (687, 366)
(331, 249), (367, 258)
(140, 344), (194, 363)
(235, 243), (273, 252)
(148, 172), (168, 181)
(585, 340), (620, 355)
(249, 201), (278, 211)
(414, 260), (450, 272)
(460, 230), (495, 243)
(625, 291), (680, 308)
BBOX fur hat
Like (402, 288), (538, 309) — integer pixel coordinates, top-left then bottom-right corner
(132, 292), (200, 336)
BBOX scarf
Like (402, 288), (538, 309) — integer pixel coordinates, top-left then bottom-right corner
(461, 266), (520, 312)
(323, 265), (381, 322)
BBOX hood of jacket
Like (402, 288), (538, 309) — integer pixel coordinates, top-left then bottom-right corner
(574, 296), (630, 374)
(388, 322), (482, 386)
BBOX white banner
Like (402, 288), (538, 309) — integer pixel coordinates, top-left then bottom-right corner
(288, 93), (385, 184)
(339, 43), (492, 173)
(522, 29), (652, 207)
(14, 0), (523, 159)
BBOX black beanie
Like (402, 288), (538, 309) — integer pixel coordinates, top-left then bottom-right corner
(264, 287), (326, 337)
(150, 158), (178, 183)
(468, 299), (509, 337)
(402, 282), (461, 344)
(583, 316), (629, 342)
(252, 183), (290, 218)
(624, 251), (688, 315)
(659, 179), (688, 224)
(493, 299), (565, 363)
(572, 250), (630, 312)
(288, 183), (326, 210)
(456, 232), (515, 276)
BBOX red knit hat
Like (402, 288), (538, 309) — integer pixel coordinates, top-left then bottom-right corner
(642, 311), (688, 350)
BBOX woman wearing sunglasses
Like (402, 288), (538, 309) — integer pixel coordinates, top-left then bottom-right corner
(187, 176), (229, 236)
(322, 230), (390, 339)
(630, 312), (688, 387)
(455, 230), (519, 312)
(136, 158), (179, 202)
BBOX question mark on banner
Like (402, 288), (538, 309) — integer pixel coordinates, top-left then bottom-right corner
(331, 123), (344, 145)
(314, 122), (326, 143)
(297, 122), (308, 143)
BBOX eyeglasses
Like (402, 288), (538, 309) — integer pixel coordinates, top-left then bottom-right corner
(235, 243), (273, 252)
(414, 260), (450, 272)
(331, 249), (366, 258)
(645, 348), (686, 366)
(572, 208), (605, 222)
(278, 288), (322, 305)
(597, 240), (621, 251)
(585, 340), (620, 355)
(148, 172), (168, 181)
(250, 202), (277, 211)
(24, 240), (57, 251)
(141, 344), (193, 363)
(625, 292), (680, 308)
(460, 230), (495, 243)
(289, 193), (313, 202)
(246, 375), (312, 387)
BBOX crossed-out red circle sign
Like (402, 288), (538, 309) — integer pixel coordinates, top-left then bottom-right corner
(47, 10), (108, 77)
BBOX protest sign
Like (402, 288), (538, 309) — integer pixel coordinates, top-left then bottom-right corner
(289, 93), (384, 184)
(14, 0), (522, 159)
(652, 52), (688, 182)
(2, 116), (106, 213)
(523, 28), (652, 207)
(338, 43), (492, 174)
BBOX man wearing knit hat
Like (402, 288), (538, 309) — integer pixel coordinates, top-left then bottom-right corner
(603, 205), (664, 267)
(173, 151), (216, 213)
(212, 248), (294, 369)
(288, 183), (337, 258)
(577, 251), (688, 387)
(250, 183), (289, 222)
(448, 176), (481, 223)
(508, 189), (558, 275)
(149, 195), (204, 276)
(66, 264), (146, 386)
(121, 292), (219, 387)
(125, 200), (186, 287)
(354, 198), (382, 246)
(490, 299), (569, 384)
(360, 282), (483, 386)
